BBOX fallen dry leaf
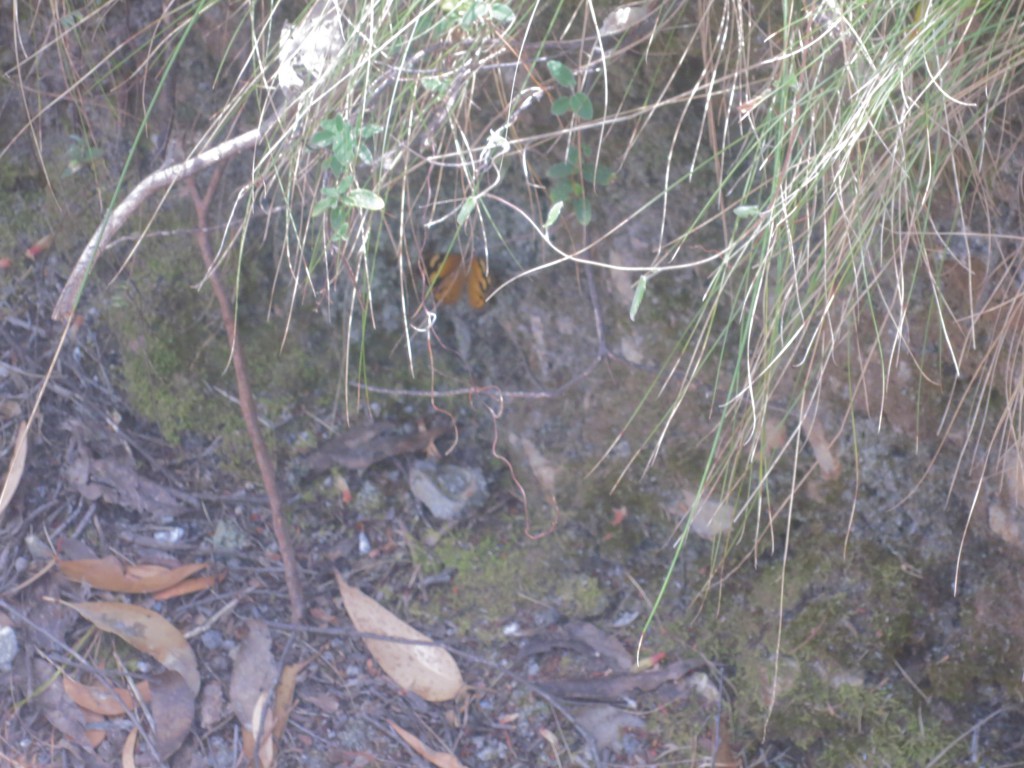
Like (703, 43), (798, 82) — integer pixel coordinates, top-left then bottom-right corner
(65, 601), (200, 696)
(506, 432), (558, 501)
(0, 421), (29, 521)
(301, 421), (450, 472)
(574, 704), (645, 752)
(679, 490), (735, 540)
(152, 573), (218, 601)
(250, 691), (275, 768)
(335, 571), (464, 702)
(599, 2), (653, 36)
(389, 720), (466, 768)
(121, 727), (138, 768)
(63, 675), (135, 716)
(36, 660), (98, 751)
(229, 619), (277, 726)
(58, 556), (206, 594)
(25, 233), (54, 259)
(149, 669), (195, 759)
(273, 657), (312, 739)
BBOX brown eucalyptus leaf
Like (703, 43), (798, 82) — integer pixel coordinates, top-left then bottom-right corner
(389, 720), (466, 768)
(59, 556), (206, 594)
(63, 675), (135, 716)
(334, 571), (464, 702)
(272, 657), (312, 740)
(65, 601), (200, 696)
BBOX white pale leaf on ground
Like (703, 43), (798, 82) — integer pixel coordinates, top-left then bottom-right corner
(680, 490), (736, 540)
(335, 571), (464, 702)
(599, 2), (652, 36)
(228, 619), (277, 726)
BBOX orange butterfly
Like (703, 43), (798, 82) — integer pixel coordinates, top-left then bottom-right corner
(426, 253), (490, 309)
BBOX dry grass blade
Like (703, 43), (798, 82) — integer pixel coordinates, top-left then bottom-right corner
(0, 421), (29, 520)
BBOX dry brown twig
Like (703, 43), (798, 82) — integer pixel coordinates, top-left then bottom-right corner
(183, 168), (305, 623)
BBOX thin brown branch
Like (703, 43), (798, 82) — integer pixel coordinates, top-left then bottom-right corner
(184, 171), (305, 624)
(52, 125), (264, 322)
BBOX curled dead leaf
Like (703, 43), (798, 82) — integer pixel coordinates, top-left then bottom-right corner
(334, 571), (464, 702)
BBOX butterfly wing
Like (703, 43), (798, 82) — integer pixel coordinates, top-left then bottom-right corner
(466, 256), (490, 309)
(427, 253), (467, 306)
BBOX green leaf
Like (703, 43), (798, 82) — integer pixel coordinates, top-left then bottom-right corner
(487, 3), (516, 24)
(574, 197), (592, 226)
(547, 162), (575, 180)
(551, 96), (572, 116)
(547, 60), (576, 89)
(457, 196), (477, 225)
(329, 209), (346, 233)
(594, 165), (614, 186)
(549, 180), (573, 204)
(461, 2), (516, 27)
(311, 198), (334, 217)
(569, 92), (593, 120)
(629, 275), (648, 321)
(545, 201), (564, 228)
(345, 188), (386, 211)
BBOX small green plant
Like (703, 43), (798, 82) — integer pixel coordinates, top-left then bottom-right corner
(547, 60), (593, 120)
(62, 134), (103, 177)
(546, 143), (613, 226)
(310, 115), (384, 243)
(542, 59), (611, 226)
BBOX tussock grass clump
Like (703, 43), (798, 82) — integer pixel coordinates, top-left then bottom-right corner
(10, 0), (1024, 577)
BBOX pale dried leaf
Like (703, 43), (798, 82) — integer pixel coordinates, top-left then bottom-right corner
(229, 619), (277, 725)
(335, 571), (464, 702)
(121, 727), (138, 768)
(251, 691), (275, 768)
(599, 2), (652, 36)
(66, 601), (200, 696)
(389, 720), (466, 768)
(0, 421), (29, 520)
(804, 417), (840, 479)
(681, 491), (735, 539)
(507, 432), (558, 500)
(575, 704), (645, 751)
(59, 556), (206, 594)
